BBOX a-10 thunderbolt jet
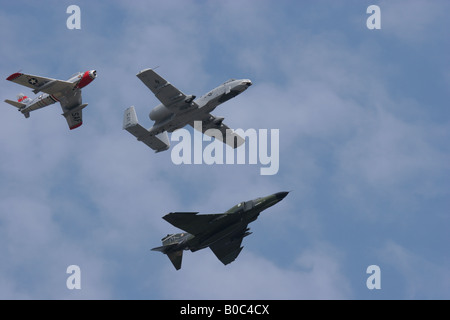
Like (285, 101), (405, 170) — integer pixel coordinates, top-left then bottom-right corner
(152, 191), (289, 270)
(4, 70), (97, 130)
(123, 68), (252, 152)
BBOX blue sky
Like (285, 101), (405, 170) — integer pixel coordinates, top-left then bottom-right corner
(0, 0), (449, 299)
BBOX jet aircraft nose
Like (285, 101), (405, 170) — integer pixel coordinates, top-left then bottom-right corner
(242, 79), (252, 87)
(274, 191), (289, 200)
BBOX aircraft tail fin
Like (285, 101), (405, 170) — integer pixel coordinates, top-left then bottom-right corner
(5, 93), (31, 108)
(151, 233), (186, 270)
(17, 93), (31, 104)
(5, 94), (30, 118)
(151, 244), (183, 270)
(167, 250), (183, 270)
(123, 106), (170, 153)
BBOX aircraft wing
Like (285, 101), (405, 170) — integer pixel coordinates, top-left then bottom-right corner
(189, 113), (245, 148)
(209, 225), (248, 265)
(136, 68), (198, 112)
(62, 108), (83, 130)
(59, 89), (86, 130)
(6, 72), (73, 95)
(163, 212), (222, 235)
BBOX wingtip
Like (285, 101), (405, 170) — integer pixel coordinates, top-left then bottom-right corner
(136, 66), (160, 77)
(69, 122), (83, 130)
(136, 68), (152, 76)
(6, 72), (22, 81)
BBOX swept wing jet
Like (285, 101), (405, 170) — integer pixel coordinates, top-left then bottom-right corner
(5, 70), (97, 130)
(123, 68), (252, 152)
(152, 191), (289, 270)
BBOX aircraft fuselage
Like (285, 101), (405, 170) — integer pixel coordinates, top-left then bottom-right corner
(163, 192), (289, 253)
(13, 70), (96, 115)
(147, 78), (252, 134)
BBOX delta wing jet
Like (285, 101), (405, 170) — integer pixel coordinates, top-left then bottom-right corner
(123, 68), (252, 152)
(152, 191), (289, 270)
(5, 70), (97, 130)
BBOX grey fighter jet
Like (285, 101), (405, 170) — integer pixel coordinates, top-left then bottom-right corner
(5, 70), (97, 129)
(123, 68), (252, 152)
(152, 191), (289, 270)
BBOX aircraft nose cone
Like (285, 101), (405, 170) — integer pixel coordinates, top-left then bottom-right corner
(275, 191), (289, 200)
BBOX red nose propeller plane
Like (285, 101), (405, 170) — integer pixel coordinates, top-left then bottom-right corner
(5, 70), (97, 130)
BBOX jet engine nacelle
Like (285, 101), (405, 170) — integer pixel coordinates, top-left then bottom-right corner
(75, 70), (97, 89)
(149, 103), (172, 121)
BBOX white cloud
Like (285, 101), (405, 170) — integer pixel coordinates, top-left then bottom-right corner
(378, 241), (450, 299)
(380, 0), (447, 43)
(0, 1), (448, 300)
(0, 196), (113, 299)
(157, 245), (351, 300)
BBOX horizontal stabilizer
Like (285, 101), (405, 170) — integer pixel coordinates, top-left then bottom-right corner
(123, 106), (170, 153)
(4, 99), (26, 109)
(151, 245), (168, 253)
(151, 242), (178, 254)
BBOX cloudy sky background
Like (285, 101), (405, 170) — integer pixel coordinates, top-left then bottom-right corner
(0, 0), (449, 299)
